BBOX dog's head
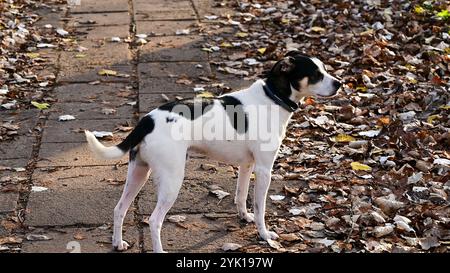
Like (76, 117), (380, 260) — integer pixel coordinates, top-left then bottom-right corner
(267, 51), (341, 100)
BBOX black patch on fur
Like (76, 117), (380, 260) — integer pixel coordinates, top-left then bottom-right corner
(220, 96), (248, 134)
(117, 115), (154, 152)
(158, 98), (214, 120)
(166, 116), (177, 123)
(129, 147), (138, 161)
(266, 52), (321, 100)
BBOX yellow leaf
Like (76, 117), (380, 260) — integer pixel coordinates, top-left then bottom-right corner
(351, 162), (372, 172)
(360, 29), (374, 36)
(427, 114), (440, 124)
(196, 91), (215, 98)
(439, 105), (450, 110)
(356, 86), (367, 92)
(31, 101), (50, 110)
(405, 64), (416, 71)
(235, 32), (248, 38)
(333, 134), (356, 143)
(414, 6), (425, 14)
(201, 47), (213, 52)
(281, 18), (290, 24)
(26, 53), (40, 59)
(311, 26), (326, 33)
(98, 69), (117, 76)
(75, 54), (86, 58)
(257, 47), (266, 54)
(220, 42), (232, 48)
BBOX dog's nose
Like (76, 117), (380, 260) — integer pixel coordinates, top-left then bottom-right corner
(333, 80), (342, 91)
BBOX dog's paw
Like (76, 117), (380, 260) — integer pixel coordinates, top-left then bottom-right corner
(260, 230), (279, 241)
(240, 213), (255, 223)
(113, 240), (130, 251)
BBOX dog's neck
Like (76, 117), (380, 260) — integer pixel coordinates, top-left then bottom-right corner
(264, 77), (300, 112)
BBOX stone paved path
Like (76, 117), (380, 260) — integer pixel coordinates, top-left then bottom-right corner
(0, 0), (284, 253)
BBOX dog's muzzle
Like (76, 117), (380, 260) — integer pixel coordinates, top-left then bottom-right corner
(326, 80), (341, 96)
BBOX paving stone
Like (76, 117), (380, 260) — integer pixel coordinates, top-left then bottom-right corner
(192, 0), (236, 19)
(34, 64), (58, 81)
(26, 165), (132, 226)
(0, 193), (18, 213)
(139, 77), (198, 94)
(0, 158), (29, 169)
(142, 214), (255, 252)
(54, 83), (133, 103)
(21, 225), (139, 253)
(0, 162), (26, 215)
(60, 42), (131, 65)
(139, 92), (196, 113)
(35, 6), (64, 28)
(136, 20), (197, 36)
(0, 215), (9, 237)
(0, 109), (40, 134)
(0, 110), (38, 159)
(48, 101), (135, 120)
(58, 41), (131, 83)
(138, 62), (211, 78)
(140, 36), (207, 62)
(136, 9), (197, 21)
(134, 0), (196, 20)
(36, 142), (128, 167)
(134, 0), (193, 10)
(0, 159), (27, 213)
(0, 136), (35, 160)
(41, 118), (133, 143)
(76, 25), (130, 40)
(58, 64), (132, 83)
(69, 0), (129, 13)
(67, 12), (130, 28)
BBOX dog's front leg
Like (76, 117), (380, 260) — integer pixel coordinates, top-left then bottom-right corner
(253, 164), (279, 241)
(235, 163), (255, 223)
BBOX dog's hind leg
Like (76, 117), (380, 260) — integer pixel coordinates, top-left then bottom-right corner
(148, 156), (186, 253)
(235, 163), (255, 223)
(113, 158), (150, 251)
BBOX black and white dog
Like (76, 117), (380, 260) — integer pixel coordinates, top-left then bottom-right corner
(85, 51), (341, 252)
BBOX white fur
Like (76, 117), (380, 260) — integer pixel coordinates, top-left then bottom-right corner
(308, 58), (340, 97)
(84, 130), (125, 159)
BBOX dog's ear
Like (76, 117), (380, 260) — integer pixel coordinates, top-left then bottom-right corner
(279, 56), (295, 73)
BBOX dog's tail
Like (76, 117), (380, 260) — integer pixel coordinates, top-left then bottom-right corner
(84, 115), (155, 160)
